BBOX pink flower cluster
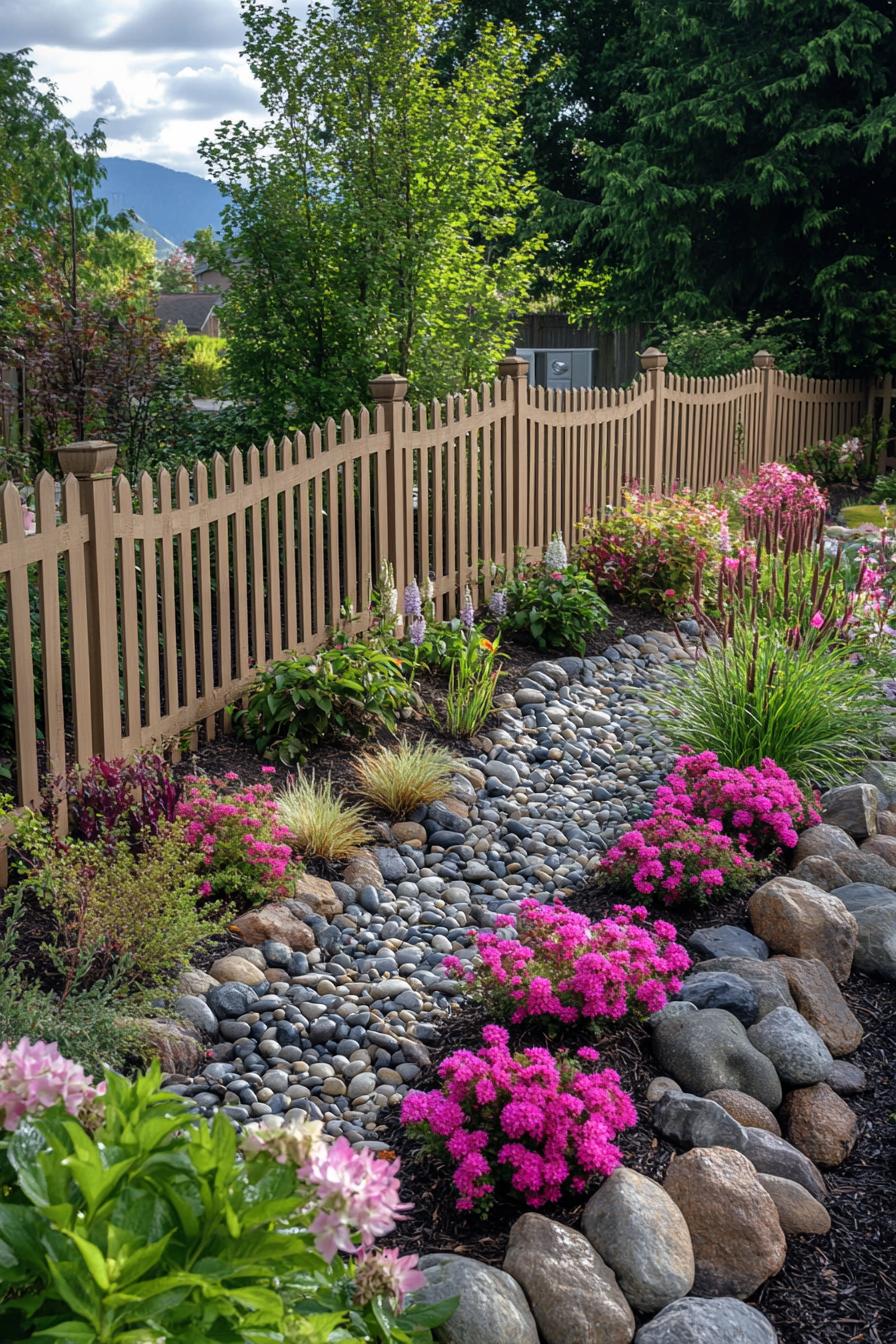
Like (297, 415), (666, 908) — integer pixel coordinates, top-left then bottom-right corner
(602, 806), (768, 905)
(739, 462), (826, 533)
(0, 1037), (105, 1132)
(445, 899), (689, 1025)
(353, 1247), (426, 1309)
(298, 1136), (410, 1262)
(401, 1026), (637, 1211)
(176, 774), (296, 899)
(658, 752), (818, 854)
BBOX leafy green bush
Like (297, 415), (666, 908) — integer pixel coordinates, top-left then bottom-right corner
(15, 816), (231, 989)
(184, 333), (226, 397)
(236, 643), (415, 765)
(502, 564), (608, 654)
(0, 1056), (453, 1343)
(869, 472), (896, 504)
(651, 312), (819, 378)
(792, 428), (871, 486)
(0, 889), (148, 1076)
(277, 775), (372, 860)
(354, 738), (459, 816)
(576, 486), (727, 611)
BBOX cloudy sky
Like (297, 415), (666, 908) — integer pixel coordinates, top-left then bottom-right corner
(4, 0), (304, 175)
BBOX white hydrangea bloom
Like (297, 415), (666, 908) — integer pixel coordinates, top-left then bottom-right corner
(544, 531), (568, 571)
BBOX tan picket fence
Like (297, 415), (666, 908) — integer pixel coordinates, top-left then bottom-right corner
(0, 348), (891, 870)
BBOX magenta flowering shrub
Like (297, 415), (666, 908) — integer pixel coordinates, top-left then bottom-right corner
(445, 899), (689, 1026)
(659, 752), (818, 854)
(601, 807), (769, 905)
(176, 772), (298, 902)
(0, 1037), (104, 1132)
(738, 462), (826, 537)
(401, 1026), (637, 1212)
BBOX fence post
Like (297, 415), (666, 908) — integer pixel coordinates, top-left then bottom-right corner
(369, 374), (410, 594)
(639, 347), (668, 493)
(54, 440), (121, 760)
(497, 355), (529, 566)
(753, 350), (776, 466)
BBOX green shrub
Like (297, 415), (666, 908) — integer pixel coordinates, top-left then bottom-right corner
(869, 472), (896, 505)
(184, 333), (226, 398)
(792, 427), (872, 486)
(354, 738), (459, 816)
(576, 486), (727, 612)
(15, 816), (231, 989)
(0, 1057), (453, 1343)
(651, 312), (819, 377)
(236, 643), (415, 765)
(277, 775), (372, 860)
(0, 889), (148, 1076)
(502, 564), (608, 654)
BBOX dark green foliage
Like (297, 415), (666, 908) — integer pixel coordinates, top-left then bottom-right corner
(503, 566), (609, 653)
(580, 0), (896, 370)
(235, 643), (415, 764)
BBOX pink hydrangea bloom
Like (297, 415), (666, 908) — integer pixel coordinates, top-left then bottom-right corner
(0, 1038), (105, 1131)
(353, 1246), (426, 1309)
(299, 1137), (410, 1261)
(402, 1031), (636, 1212)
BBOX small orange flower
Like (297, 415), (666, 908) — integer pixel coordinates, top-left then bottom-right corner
(479, 638), (495, 653)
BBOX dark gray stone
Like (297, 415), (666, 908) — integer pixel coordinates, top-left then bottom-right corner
(740, 1126), (827, 1202)
(676, 972), (759, 1026)
(819, 784), (878, 839)
(831, 882), (896, 913)
(687, 926), (769, 962)
(652, 1007), (782, 1110)
(747, 1007), (833, 1087)
(652, 1090), (747, 1152)
(688, 957), (795, 1019)
(634, 1297), (778, 1344)
(206, 982), (259, 1020)
(175, 994), (218, 1036)
(826, 1060), (867, 1095)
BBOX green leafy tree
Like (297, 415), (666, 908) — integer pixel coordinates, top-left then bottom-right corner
(201, 0), (543, 428)
(155, 244), (197, 293)
(579, 0), (896, 370)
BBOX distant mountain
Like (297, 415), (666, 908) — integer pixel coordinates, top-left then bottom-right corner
(99, 157), (224, 252)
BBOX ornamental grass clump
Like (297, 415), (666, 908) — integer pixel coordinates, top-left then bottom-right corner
(445, 899), (689, 1025)
(353, 737), (459, 815)
(276, 774), (372, 861)
(659, 752), (818, 856)
(401, 1026), (637, 1213)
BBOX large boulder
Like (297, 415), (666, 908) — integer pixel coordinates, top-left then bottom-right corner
(781, 1083), (858, 1168)
(835, 850), (896, 890)
(288, 874), (343, 920)
(230, 903), (314, 950)
(831, 884), (896, 977)
(861, 761), (896, 806)
(747, 1007), (833, 1088)
(582, 1167), (695, 1314)
(208, 954), (267, 986)
(861, 833), (896, 867)
(770, 956), (863, 1056)
(662, 1147), (786, 1299)
(675, 972), (759, 1026)
(831, 882), (896, 913)
(705, 1088), (781, 1136)
(819, 783), (878, 838)
(413, 1254), (539, 1344)
(652, 1008), (782, 1109)
(756, 1173), (831, 1236)
(791, 825), (857, 865)
(747, 877), (857, 983)
(687, 926), (768, 962)
(789, 855), (851, 892)
(687, 957), (795, 1018)
(634, 1297), (778, 1344)
(137, 1017), (204, 1075)
(503, 1213), (635, 1344)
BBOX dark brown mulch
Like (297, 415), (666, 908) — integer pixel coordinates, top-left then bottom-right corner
(383, 891), (896, 1344)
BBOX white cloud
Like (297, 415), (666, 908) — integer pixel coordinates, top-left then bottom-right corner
(4, 1), (309, 173)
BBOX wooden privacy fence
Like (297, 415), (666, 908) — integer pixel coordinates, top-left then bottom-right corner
(0, 348), (891, 829)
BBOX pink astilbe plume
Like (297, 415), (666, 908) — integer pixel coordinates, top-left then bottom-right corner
(299, 1137), (411, 1261)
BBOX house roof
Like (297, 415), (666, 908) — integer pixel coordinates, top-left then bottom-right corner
(155, 292), (220, 329)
